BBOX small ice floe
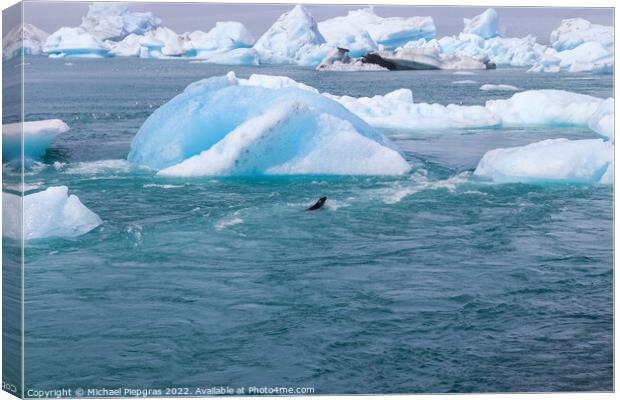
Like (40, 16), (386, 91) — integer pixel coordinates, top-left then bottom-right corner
(2, 186), (102, 240)
(474, 138), (612, 184)
(452, 79), (477, 84)
(480, 84), (520, 91)
(2, 119), (69, 161)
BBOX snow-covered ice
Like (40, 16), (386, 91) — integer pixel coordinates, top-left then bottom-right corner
(128, 72), (409, 176)
(462, 8), (500, 39)
(550, 18), (614, 52)
(187, 22), (255, 58)
(318, 7), (435, 51)
(3, 23), (49, 59)
(253, 5), (325, 65)
(43, 27), (110, 57)
(3, 119), (70, 161)
(480, 84), (520, 91)
(2, 186), (102, 240)
(485, 89), (607, 126)
(474, 138), (613, 184)
(324, 89), (501, 130)
(79, 2), (161, 41)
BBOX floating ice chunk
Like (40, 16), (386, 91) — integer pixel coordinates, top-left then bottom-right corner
(318, 7), (435, 51)
(158, 101), (410, 177)
(202, 48), (259, 65)
(550, 18), (614, 51)
(253, 5), (325, 64)
(3, 119), (69, 161)
(480, 84), (520, 91)
(452, 80), (477, 84)
(462, 8), (500, 39)
(324, 89), (501, 130)
(129, 71), (408, 176)
(188, 22), (255, 58)
(326, 31), (378, 58)
(588, 98), (614, 141)
(79, 2), (161, 41)
(2, 186), (102, 240)
(3, 23), (49, 59)
(474, 138), (612, 184)
(107, 33), (142, 56)
(43, 27), (109, 57)
(485, 90), (605, 126)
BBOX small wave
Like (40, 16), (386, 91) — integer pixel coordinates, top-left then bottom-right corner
(376, 170), (471, 204)
(58, 159), (149, 175)
(142, 183), (184, 189)
(215, 212), (244, 230)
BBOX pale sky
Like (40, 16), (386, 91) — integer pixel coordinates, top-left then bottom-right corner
(6, 1), (615, 43)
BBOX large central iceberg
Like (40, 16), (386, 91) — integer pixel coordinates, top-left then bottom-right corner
(128, 72), (410, 176)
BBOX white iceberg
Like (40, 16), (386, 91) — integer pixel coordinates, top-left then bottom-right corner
(107, 33), (142, 57)
(3, 186), (102, 240)
(485, 89), (606, 126)
(201, 48), (260, 65)
(324, 89), (501, 130)
(3, 119), (69, 161)
(474, 138), (612, 184)
(79, 2), (161, 41)
(128, 72), (409, 176)
(253, 5), (325, 65)
(462, 8), (500, 39)
(588, 98), (614, 141)
(480, 84), (520, 91)
(187, 22), (254, 58)
(550, 18), (614, 52)
(3, 23), (49, 59)
(43, 27), (110, 57)
(318, 7), (435, 51)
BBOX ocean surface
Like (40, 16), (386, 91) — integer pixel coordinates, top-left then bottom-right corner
(8, 57), (614, 393)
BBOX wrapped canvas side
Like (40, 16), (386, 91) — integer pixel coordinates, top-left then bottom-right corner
(2, 2), (24, 398)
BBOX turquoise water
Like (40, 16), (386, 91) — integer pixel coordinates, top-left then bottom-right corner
(11, 57), (615, 393)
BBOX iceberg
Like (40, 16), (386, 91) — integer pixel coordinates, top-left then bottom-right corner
(485, 89), (606, 126)
(324, 89), (501, 130)
(2, 186), (102, 240)
(253, 5), (325, 65)
(480, 84), (520, 91)
(201, 48), (260, 65)
(3, 119), (69, 161)
(588, 98), (614, 141)
(362, 46), (492, 70)
(107, 33), (142, 57)
(43, 27), (110, 57)
(3, 23), (49, 59)
(474, 138), (612, 184)
(187, 22), (254, 58)
(79, 2), (161, 41)
(318, 7), (435, 51)
(550, 18), (614, 52)
(128, 72), (409, 176)
(462, 8), (500, 39)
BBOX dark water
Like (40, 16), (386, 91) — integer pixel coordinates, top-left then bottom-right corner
(12, 57), (614, 394)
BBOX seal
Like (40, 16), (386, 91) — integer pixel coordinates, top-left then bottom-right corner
(306, 197), (327, 211)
